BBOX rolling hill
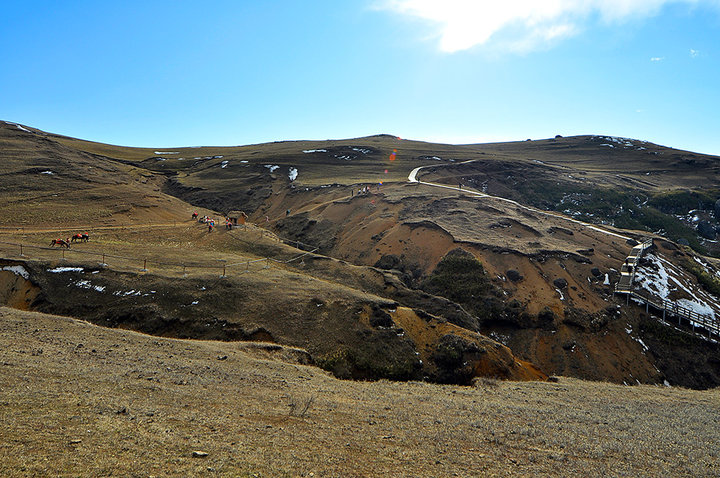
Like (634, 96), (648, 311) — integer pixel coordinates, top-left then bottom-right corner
(2, 120), (720, 389)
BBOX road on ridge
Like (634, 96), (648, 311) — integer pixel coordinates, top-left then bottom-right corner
(407, 164), (633, 242)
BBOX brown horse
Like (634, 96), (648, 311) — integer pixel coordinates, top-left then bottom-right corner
(50, 238), (71, 248)
(71, 233), (90, 242)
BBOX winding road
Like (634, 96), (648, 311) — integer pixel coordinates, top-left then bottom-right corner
(408, 164), (633, 242)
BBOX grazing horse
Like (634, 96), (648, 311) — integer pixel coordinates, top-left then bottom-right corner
(50, 238), (70, 248)
(71, 233), (90, 243)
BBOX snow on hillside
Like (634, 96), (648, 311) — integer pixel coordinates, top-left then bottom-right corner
(289, 167), (298, 181)
(264, 165), (279, 172)
(2, 265), (30, 279)
(592, 135), (650, 152)
(4, 121), (32, 133)
(634, 253), (719, 319)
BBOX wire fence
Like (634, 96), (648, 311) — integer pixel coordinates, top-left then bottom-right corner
(0, 223), (320, 278)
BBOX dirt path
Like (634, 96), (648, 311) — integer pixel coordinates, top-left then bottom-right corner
(408, 164), (634, 242)
(0, 222), (195, 235)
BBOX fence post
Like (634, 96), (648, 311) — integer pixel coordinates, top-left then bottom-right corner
(62, 249), (65, 261)
(102, 253), (106, 266)
(20, 244), (23, 256)
(141, 259), (147, 272)
(183, 264), (186, 277)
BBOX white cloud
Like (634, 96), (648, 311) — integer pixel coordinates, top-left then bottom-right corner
(650, 56), (664, 61)
(690, 48), (699, 58)
(378, 0), (720, 53)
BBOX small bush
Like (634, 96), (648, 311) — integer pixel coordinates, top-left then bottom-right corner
(288, 394), (315, 418)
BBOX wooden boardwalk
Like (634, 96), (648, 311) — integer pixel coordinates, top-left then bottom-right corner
(614, 239), (720, 340)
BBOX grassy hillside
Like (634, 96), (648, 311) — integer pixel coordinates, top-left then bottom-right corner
(3, 121), (720, 388)
(2, 307), (718, 477)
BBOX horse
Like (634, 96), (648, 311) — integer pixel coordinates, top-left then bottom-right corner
(80, 233), (89, 242)
(50, 238), (70, 249)
(71, 233), (83, 242)
(192, 212), (198, 220)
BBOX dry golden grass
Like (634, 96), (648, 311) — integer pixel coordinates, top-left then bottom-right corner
(0, 221), (302, 278)
(1, 307), (718, 477)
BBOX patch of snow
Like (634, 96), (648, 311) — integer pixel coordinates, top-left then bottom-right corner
(288, 167), (298, 181)
(240, 160), (248, 163)
(47, 267), (83, 273)
(635, 337), (649, 352)
(154, 151), (179, 155)
(488, 331), (510, 345)
(600, 144), (615, 148)
(303, 149), (327, 153)
(677, 299), (715, 318)
(663, 380), (671, 387)
(603, 274), (610, 285)
(635, 253), (718, 320)
(352, 148), (372, 154)
(113, 289), (142, 296)
(555, 288), (565, 300)
(190, 300), (199, 305)
(220, 161), (229, 169)
(533, 159), (544, 164)
(593, 135), (639, 148)
(75, 280), (105, 292)
(40, 171), (54, 175)
(264, 165), (279, 172)
(2, 265), (29, 279)
(155, 157), (166, 161)
(213, 155), (223, 159)
(5, 122), (32, 133)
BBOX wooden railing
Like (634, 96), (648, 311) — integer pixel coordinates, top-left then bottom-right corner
(624, 289), (720, 339)
(614, 238), (719, 340)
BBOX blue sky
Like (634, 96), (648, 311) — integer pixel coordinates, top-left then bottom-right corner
(2, 0), (720, 154)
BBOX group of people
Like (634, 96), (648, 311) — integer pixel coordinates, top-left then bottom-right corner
(192, 211), (233, 232)
(351, 184), (380, 197)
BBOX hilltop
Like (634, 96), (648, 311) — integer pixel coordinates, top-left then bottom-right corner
(1, 120), (720, 389)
